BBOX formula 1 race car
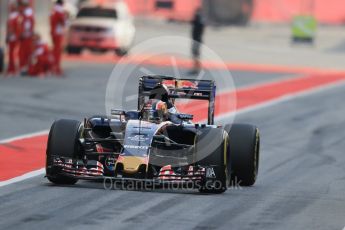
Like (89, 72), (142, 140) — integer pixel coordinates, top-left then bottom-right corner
(46, 76), (260, 193)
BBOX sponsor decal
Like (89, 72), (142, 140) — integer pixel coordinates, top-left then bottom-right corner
(105, 156), (116, 171)
(162, 80), (176, 89)
(124, 145), (149, 150)
(177, 80), (198, 89)
(128, 134), (149, 142)
(178, 113), (193, 120)
(206, 167), (216, 178)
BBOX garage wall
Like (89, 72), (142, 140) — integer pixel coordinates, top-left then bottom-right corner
(1, 0), (344, 46)
(0, 1), (8, 47)
(252, 0), (345, 24)
(126, 0), (345, 24)
(33, 0), (54, 44)
(125, 0), (201, 21)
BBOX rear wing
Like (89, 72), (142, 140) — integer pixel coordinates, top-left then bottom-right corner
(138, 76), (216, 125)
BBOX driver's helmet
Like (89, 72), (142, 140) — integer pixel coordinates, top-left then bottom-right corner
(149, 83), (177, 112)
(142, 84), (170, 122)
(142, 101), (168, 122)
(149, 83), (169, 102)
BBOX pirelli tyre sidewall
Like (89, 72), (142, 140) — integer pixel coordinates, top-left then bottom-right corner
(46, 119), (82, 185)
(225, 124), (260, 186)
(197, 128), (229, 194)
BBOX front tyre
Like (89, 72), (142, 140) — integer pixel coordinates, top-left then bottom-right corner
(46, 119), (82, 185)
(225, 124), (260, 186)
(197, 128), (229, 194)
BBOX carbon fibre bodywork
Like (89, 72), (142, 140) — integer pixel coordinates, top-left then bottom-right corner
(46, 75), (260, 192)
(48, 76), (221, 185)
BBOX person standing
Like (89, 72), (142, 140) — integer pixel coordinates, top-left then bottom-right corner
(50, 0), (66, 76)
(190, 7), (205, 75)
(6, 2), (20, 76)
(191, 8), (205, 74)
(18, 0), (35, 75)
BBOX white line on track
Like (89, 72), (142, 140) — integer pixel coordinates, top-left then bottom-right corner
(1, 79), (345, 188)
(0, 130), (49, 144)
(0, 169), (46, 188)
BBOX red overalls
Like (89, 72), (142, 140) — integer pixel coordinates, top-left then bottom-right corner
(50, 5), (66, 75)
(19, 7), (35, 73)
(28, 41), (52, 76)
(6, 11), (20, 75)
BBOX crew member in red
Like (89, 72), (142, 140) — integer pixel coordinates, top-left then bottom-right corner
(6, 2), (20, 76)
(28, 33), (53, 77)
(18, 0), (35, 75)
(50, 0), (66, 76)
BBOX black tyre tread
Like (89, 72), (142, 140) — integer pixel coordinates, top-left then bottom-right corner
(47, 175), (77, 185)
(197, 128), (228, 193)
(225, 124), (260, 186)
(46, 119), (81, 185)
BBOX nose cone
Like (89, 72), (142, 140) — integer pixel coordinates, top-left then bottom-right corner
(116, 156), (147, 174)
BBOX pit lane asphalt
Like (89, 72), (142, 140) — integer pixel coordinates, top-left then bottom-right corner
(0, 62), (293, 139)
(1, 62), (344, 230)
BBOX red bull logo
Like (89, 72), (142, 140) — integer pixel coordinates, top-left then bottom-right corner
(162, 79), (176, 89)
(177, 80), (198, 89)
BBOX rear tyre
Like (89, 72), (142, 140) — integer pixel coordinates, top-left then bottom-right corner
(225, 124), (260, 186)
(46, 119), (82, 185)
(197, 128), (229, 194)
(66, 46), (82, 55)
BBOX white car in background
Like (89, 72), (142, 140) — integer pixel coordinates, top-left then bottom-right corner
(66, 1), (135, 56)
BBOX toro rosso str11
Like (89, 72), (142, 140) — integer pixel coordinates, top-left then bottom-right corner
(46, 76), (260, 193)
